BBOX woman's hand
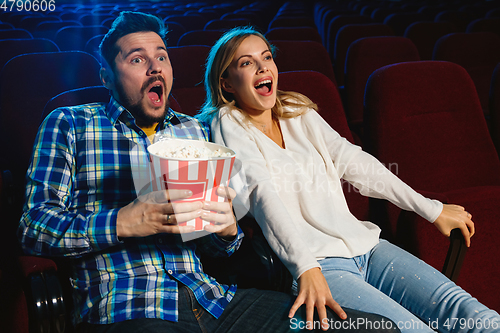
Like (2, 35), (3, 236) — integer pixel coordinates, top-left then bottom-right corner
(288, 267), (347, 331)
(433, 204), (475, 247)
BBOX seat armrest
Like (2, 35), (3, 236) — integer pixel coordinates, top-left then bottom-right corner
(442, 228), (467, 282)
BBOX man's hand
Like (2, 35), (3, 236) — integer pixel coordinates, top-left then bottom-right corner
(117, 189), (202, 238)
(288, 267), (347, 331)
(202, 185), (238, 240)
(433, 204), (475, 247)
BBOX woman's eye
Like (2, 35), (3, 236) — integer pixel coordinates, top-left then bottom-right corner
(265, 55), (273, 60)
(241, 60), (251, 67)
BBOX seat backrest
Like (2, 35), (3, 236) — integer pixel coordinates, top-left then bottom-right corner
(54, 25), (109, 51)
(466, 17), (500, 36)
(334, 23), (394, 86)
(177, 29), (224, 47)
(404, 21), (457, 60)
(165, 15), (208, 32)
(0, 38), (59, 73)
(204, 18), (251, 31)
(267, 16), (316, 31)
(364, 61), (500, 193)
(168, 45), (210, 116)
(33, 21), (82, 40)
(435, 10), (473, 32)
(277, 70), (369, 221)
(163, 21), (187, 48)
(18, 16), (61, 32)
(265, 27), (322, 43)
(433, 31), (500, 115)
(271, 40), (337, 85)
(383, 12), (430, 36)
(344, 36), (420, 128)
(0, 29), (32, 39)
(0, 51), (102, 193)
(326, 15), (373, 57)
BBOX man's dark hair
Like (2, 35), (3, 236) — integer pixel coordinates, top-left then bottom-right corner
(99, 11), (168, 68)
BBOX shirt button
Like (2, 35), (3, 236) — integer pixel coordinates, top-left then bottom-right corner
(158, 238), (163, 244)
(168, 270), (173, 274)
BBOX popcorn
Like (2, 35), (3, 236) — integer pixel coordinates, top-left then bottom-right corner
(156, 145), (232, 159)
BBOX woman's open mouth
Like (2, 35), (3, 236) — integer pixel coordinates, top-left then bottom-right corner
(254, 77), (273, 96)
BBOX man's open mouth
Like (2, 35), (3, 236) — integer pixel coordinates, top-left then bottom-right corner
(147, 83), (164, 105)
(254, 77), (273, 95)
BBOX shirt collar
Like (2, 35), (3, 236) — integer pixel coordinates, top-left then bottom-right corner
(105, 96), (177, 131)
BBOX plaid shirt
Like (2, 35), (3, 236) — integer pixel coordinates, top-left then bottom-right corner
(19, 97), (243, 325)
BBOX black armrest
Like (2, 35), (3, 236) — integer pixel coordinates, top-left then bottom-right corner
(442, 228), (467, 282)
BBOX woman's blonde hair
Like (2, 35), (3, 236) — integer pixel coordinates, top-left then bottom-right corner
(197, 26), (317, 124)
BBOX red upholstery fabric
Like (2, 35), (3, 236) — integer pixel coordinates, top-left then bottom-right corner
(265, 27), (322, 43)
(490, 63), (500, 155)
(271, 40), (337, 85)
(0, 38), (60, 75)
(364, 61), (500, 311)
(333, 23), (394, 86)
(404, 21), (457, 60)
(278, 70), (368, 221)
(433, 32), (500, 116)
(168, 45), (210, 116)
(344, 36), (420, 131)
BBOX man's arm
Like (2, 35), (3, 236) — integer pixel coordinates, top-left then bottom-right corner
(18, 109), (122, 257)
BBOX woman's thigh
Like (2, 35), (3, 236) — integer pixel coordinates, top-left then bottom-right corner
(365, 240), (500, 333)
(316, 252), (433, 333)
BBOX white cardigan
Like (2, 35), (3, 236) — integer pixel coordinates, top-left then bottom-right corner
(211, 105), (443, 279)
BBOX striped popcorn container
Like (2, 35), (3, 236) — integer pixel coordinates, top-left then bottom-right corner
(148, 139), (236, 231)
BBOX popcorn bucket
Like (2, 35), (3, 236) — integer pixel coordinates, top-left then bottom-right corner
(148, 139), (236, 231)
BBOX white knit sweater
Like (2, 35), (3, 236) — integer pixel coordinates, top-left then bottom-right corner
(211, 105), (443, 279)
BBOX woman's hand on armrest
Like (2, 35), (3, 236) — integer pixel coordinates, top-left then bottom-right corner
(433, 204), (475, 247)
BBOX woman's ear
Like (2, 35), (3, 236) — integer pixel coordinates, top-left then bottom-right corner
(221, 78), (235, 93)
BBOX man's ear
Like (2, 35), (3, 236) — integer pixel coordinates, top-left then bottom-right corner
(100, 67), (114, 90)
(221, 78), (235, 93)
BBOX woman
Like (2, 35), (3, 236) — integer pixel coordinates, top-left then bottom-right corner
(197, 26), (500, 332)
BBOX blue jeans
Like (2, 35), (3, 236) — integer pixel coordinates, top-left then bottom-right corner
(80, 285), (400, 333)
(291, 240), (500, 333)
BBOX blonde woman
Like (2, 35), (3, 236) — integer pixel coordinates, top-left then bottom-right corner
(197, 26), (500, 333)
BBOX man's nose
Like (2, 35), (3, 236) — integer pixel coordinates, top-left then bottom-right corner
(148, 59), (162, 75)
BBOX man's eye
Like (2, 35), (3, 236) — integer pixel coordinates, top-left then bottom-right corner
(131, 58), (142, 64)
(158, 56), (166, 61)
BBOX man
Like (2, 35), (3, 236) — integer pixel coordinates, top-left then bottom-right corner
(18, 11), (399, 333)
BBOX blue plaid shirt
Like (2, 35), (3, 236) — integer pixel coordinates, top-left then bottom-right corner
(18, 97), (243, 325)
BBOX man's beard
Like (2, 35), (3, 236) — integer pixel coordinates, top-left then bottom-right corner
(115, 75), (171, 127)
